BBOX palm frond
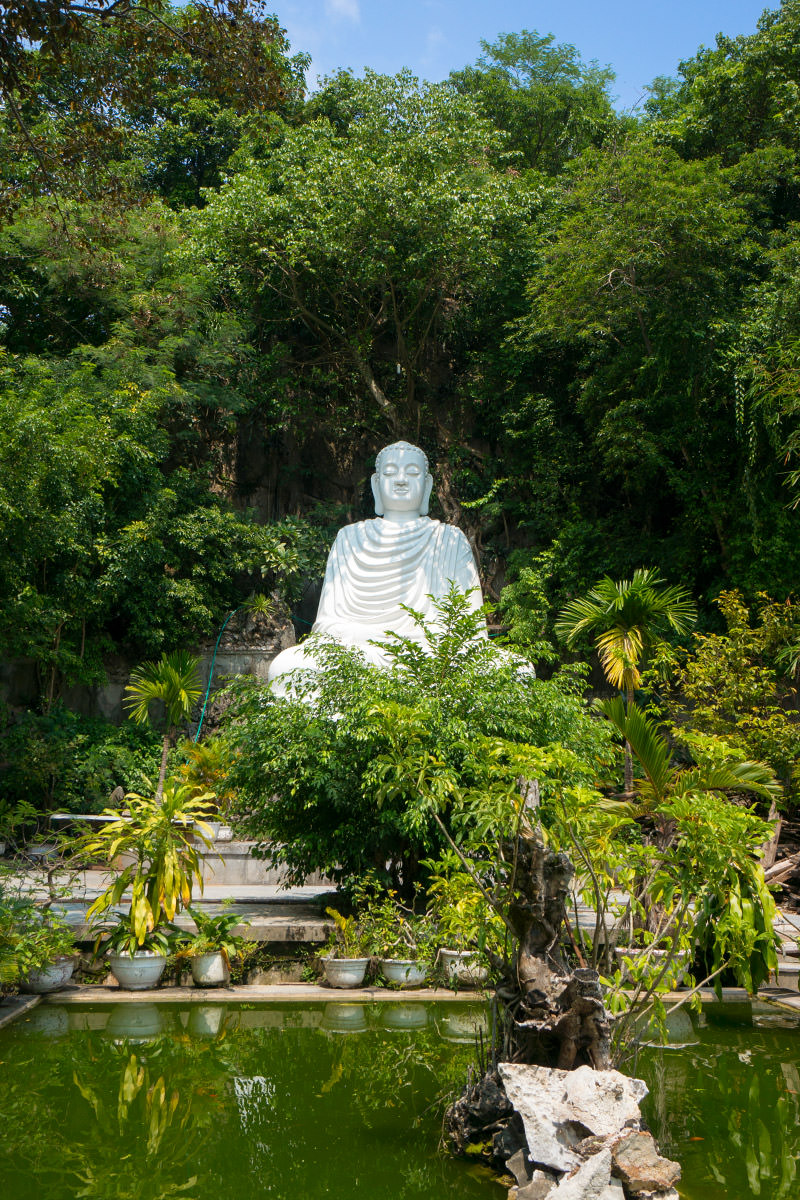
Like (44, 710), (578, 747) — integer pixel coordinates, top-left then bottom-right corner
(596, 697), (672, 801)
(672, 759), (782, 805)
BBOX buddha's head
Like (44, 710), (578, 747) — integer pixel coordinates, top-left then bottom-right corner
(371, 441), (433, 521)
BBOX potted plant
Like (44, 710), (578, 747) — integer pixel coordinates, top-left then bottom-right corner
(178, 904), (251, 987)
(177, 738), (237, 842)
(361, 888), (434, 988)
(5, 898), (77, 994)
(97, 913), (178, 990)
(322, 907), (372, 988)
(425, 860), (499, 989)
(83, 779), (216, 989)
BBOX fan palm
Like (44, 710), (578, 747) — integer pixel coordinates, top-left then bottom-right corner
(555, 568), (697, 793)
(124, 651), (203, 803)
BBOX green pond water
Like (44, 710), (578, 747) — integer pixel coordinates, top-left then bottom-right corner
(635, 1002), (800, 1200)
(1, 999), (799, 1200)
(0, 1000), (492, 1200)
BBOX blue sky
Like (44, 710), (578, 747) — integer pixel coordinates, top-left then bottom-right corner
(277, 0), (774, 111)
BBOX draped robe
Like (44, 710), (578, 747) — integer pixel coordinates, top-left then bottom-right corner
(267, 516), (485, 683)
(313, 517), (484, 648)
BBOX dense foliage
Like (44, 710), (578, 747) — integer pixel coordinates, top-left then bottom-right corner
(1, 2), (799, 822)
(223, 590), (612, 889)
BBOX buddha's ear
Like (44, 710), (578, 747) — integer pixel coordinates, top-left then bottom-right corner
(420, 472), (433, 516)
(371, 472), (384, 515)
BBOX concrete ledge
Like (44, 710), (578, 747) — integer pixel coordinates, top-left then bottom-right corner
(660, 985), (800, 1007)
(67, 914), (331, 944)
(42, 983), (488, 1005)
(0, 994), (41, 1030)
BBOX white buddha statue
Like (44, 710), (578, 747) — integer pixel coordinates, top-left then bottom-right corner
(267, 440), (486, 686)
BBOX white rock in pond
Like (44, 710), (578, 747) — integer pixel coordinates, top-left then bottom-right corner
(498, 1064), (648, 1174)
(516, 1169), (558, 1199)
(551, 1148), (612, 1198)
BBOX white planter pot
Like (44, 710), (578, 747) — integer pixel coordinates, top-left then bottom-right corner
(216, 825), (234, 842)
(108, 950), (168, 990)
(0, 840), (6, 857)
(380, 958), (428, 988)
(21, 955), (75, 994)
(322, 957), (369, 989)
(438, 949), (489, 989)
(191, 951), (229, 988)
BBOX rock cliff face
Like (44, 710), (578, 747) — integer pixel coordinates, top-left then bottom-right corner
(0, 604), (296, 724)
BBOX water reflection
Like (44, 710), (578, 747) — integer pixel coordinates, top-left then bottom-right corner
(321, 1002), (369, 1033)
(0, 1002), (488, 1200)
(106, 1002), (166, 1042)
(637, 1005), (800, 1200)
(382, 1003), (429, 1031)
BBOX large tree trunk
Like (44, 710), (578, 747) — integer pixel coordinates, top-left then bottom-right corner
(445, 829), (612, 1161)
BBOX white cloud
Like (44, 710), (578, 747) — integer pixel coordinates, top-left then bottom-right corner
(324, 0), (361, 21)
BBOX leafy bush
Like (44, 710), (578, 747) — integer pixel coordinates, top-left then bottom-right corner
(223, 588), (612, 890)
(0, 706), (164, 820)
(0, 888), (75, 992)
(643, 590), (800, 806)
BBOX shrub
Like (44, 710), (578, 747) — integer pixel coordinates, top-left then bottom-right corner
(0, 705), (164, 820)
(223, 588), (612, 891)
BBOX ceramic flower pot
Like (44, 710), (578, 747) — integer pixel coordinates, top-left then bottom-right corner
(322, 957), (369, 988)
(21, 955), (75, 994)
(380, 958), (428, 988)
(108, 950), (168, 990)
(191, 951), (230, 987)
(438, 949), (489, 989)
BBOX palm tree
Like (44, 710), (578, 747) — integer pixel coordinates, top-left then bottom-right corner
(124, 651), (203, 803)
(598, 695), (781, 997)
(555, 568), (697, 795)
(597, 695), (781, 830)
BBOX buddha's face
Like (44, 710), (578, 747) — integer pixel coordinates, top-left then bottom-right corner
(372, 443), (433, 520)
